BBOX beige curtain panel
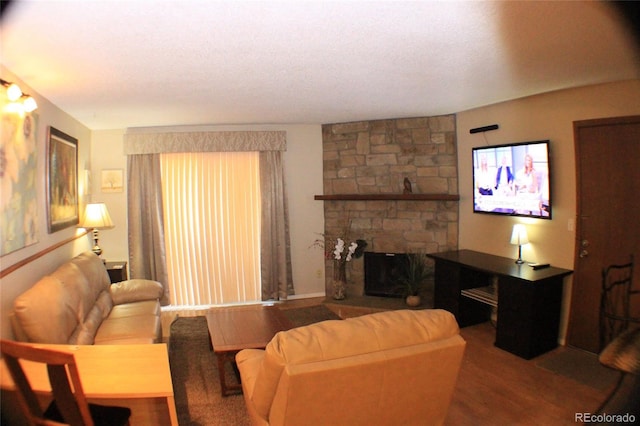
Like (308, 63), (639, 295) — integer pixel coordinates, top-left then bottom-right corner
(126, 153), (170, 305)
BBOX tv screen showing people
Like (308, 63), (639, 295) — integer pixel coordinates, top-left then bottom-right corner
(472, 140), (551, 219)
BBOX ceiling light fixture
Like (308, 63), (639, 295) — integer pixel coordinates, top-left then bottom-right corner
(6, 83), (22, 101)
(0, 78), (38, 112)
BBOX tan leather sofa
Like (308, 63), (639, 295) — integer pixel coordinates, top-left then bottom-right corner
(236, 309), (466, 426)
(11, 251), (163, 345)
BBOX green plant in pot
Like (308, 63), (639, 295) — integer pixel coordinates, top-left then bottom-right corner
(397, 252), (433, 307)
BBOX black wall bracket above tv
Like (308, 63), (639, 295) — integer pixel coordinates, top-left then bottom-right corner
(470, 124), (499, 134)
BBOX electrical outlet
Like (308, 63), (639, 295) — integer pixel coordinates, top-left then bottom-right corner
(316, 269), (322, 278)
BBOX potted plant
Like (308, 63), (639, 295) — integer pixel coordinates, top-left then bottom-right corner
(396, 252), (433, 307)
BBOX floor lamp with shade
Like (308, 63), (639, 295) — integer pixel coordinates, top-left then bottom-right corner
(80, 203), (114, 258)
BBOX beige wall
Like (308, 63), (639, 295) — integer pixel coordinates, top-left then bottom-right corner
(456, 79), (640, 342)
(90, 129), (128, 261)
(0, 67), (93, 340)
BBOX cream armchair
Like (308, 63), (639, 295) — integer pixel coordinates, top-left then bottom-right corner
(236, 309), (465, 426)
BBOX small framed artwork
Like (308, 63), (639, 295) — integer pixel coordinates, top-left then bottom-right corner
(47, 127), (78, 233)
(101, 169), (124, 193)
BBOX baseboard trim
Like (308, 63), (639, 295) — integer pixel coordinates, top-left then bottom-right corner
(288, 292), (325, 300)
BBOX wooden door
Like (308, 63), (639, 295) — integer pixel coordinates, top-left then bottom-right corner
(567, 115), (640, 353)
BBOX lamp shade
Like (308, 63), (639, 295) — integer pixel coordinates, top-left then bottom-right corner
(23, 96), (38, 112)
(6, 83), (22, 101)
(81, 203), (114, 230)
(510, 224), (529, 245)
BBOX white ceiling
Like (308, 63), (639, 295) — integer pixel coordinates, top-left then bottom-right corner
(1, 1), (638, 130)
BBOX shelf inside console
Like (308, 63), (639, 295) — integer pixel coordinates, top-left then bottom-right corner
(461, 286), (498, 307)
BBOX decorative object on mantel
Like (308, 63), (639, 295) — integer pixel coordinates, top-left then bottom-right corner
(80, 203), (114, 257)
(403, 177), (413, 194)
(311, 232), (367, 300)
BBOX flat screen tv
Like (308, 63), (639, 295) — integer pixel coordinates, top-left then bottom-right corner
(472, 140), (551, 219)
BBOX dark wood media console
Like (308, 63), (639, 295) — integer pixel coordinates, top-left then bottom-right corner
(427, 249), (573, 359)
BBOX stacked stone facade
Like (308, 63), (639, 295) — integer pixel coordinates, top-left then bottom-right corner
(321, 115), (459, 297)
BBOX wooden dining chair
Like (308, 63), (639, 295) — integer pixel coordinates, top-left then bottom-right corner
(597, 327), (640, 418)
(0, 339), (131, 426)
(599, 256), (638, 351)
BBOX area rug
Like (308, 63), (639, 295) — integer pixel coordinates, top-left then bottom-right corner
(168, 305), (341, 425)
(535, 346), (619, 392)
(168, 316), (249, 426)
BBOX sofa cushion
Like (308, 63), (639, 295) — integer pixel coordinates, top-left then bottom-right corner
(94, 289), (114, 319)
(94, 315), (161, 344)
(109, 300), (161, 319)
(110, 279), (164, 305)
(69, 305), (102, 345)
(12, 263), (88, 344)
(69, 251), (111, 320)
(68, 291), (114, 345)
(93, 336), (160, 345)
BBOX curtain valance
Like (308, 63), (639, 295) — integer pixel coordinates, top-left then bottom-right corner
(123, 131), (286, 154)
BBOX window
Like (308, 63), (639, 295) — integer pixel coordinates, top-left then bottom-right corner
(160, 152), (261, 306)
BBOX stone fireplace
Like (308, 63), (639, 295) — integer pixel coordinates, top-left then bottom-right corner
(320, 115), (459, 297)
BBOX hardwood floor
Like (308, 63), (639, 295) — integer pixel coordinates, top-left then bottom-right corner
(448, 322), (610, 425)
(161, 299), (612, 425)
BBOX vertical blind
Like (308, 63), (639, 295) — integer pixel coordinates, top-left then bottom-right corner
(160, 151), (261, 306)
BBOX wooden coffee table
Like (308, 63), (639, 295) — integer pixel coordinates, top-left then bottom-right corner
(205, 304), (293, 396)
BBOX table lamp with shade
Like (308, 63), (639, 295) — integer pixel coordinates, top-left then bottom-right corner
(510, 224), (529, 264)
(80, 203), (114, 257)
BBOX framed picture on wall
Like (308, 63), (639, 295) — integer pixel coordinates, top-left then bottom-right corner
(101, 169), (124, 193)
(0, 110), (39, 255)
(46, 127), (78, 233)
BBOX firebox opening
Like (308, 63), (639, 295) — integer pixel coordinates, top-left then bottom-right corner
(364, 252), (408, 298)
